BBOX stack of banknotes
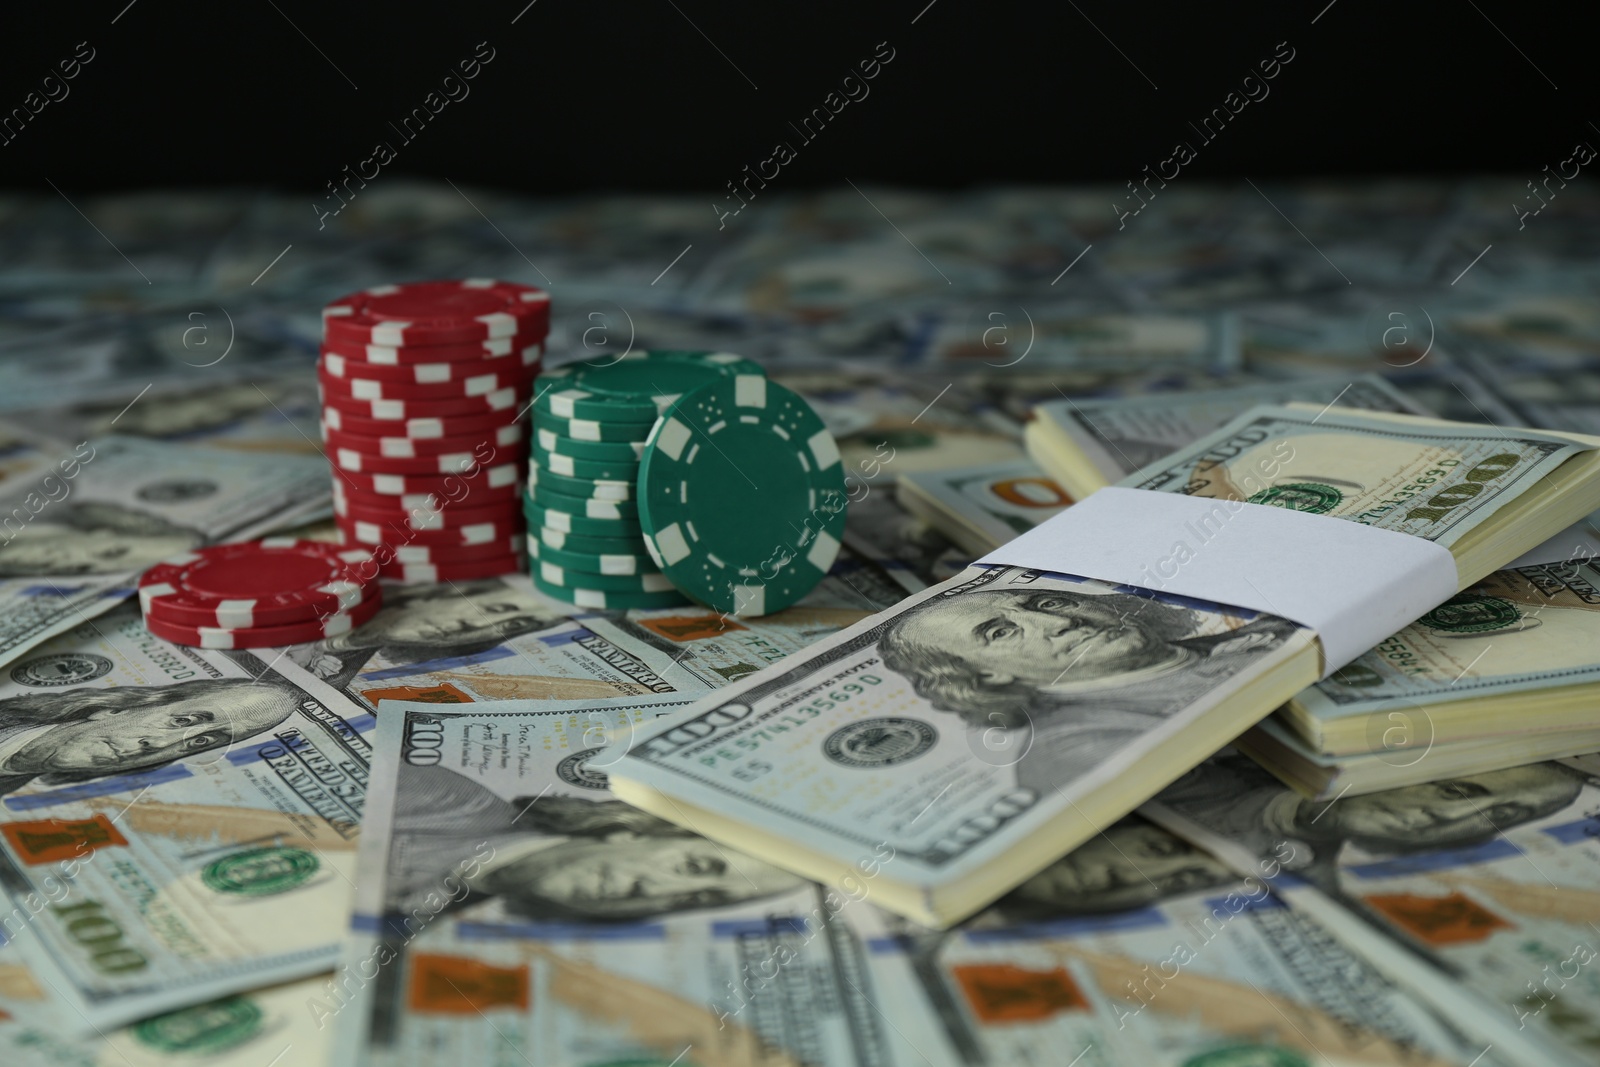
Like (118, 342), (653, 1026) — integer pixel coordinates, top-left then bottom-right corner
(6, 179), (1600, 1067)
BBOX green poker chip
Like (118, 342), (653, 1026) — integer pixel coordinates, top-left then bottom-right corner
(533, 571), (690, 610)
(638, 374), (846, 617)
(535, 350), (765, 422)
(528, 464), (634, 501)
(534, 524), (649, 556)
(528, 534), (657, 575)
(532, 442), (640, 481)
(535, 427), (650, 461)
(534, 409), (656, 443)
(531, 482), (639, 519)
(534, 558), (677, 593)
(525, 492), (643, 538)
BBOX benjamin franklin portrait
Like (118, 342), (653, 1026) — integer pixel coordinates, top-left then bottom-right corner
(385, 764), (803, 922)
(877, 584), (1300, 788)
(0, 677), (300, 796)
(981, 815), (1235, 924)
(291, 579), (562, 688)
(1159, 753), (1587, 893)
(0, 502), (203, 578)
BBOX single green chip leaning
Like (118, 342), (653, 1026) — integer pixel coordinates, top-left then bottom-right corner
(528, 535), (658, 576)
(528, 464), (632, 501)
(534, 350), (766, 422)
(532, 442), (640, 481)
(533, 572), (690, 611)
(638, 374), (847, 617)
(534, 558), (677, 593)
(531, 482), (639, 519)
(533, 409), (656, 443)
(535, 427), (650, 461)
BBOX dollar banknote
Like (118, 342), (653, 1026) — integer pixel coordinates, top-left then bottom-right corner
(1027, 373), (1426, 496)
(609, 406), (1600, 926)
(587, 603), (883, 691)
(331, 697), (924, 1067)
(1123, 404), (1597, 559)
(1148, 753), (1600, 1066)
(0, 602), (371, 1031)
(841, 486), (971, 594)
(1285, 548), (1600, 753)
(282, 575), (702, 708)
(777, 370), (1023, 484)
(897, 457), (1072, 554)
(0, 430), (330, 674)
(0, 959), (332, 1067)
(860, 813), (1512, 1067)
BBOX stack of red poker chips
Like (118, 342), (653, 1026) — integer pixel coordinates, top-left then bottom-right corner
(137, 539), (383, 649)
(318, 279), (547, 582)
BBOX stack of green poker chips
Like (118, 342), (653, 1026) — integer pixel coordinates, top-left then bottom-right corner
(524, 350), (767, 610)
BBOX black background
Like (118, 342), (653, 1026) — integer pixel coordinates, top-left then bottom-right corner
(2, 0), (1594, 193)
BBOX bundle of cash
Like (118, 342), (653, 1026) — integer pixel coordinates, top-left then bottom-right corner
(608, 405), (1600, 926)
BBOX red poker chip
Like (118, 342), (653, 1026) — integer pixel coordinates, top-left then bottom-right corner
(323, 280), (550, 347)
(335, 461), (521, 497)
(145, 592), (383, 649)
(335, 514), (524, 548)
(337, 528), (523, 564)
(321, 406), (523, 440)
(321, 421), (524, 458)
(321, 349), (540, 385)
(377, 554), (526, 584)
(322, 334), (543, 367)
(138, 539), (380, 629)
(331, 447), (511, 476)
(317, 363), (532, 402)
(320, 385), (524, 421)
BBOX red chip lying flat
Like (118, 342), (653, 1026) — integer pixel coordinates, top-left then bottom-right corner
(138, 538), (381, 628)
(144, 593), (384, 649)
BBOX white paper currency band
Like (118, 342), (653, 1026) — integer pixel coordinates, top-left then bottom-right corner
(975, 486), (1460, 677)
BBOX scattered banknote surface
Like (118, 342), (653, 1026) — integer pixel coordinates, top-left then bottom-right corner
(10, 179), (1600, 1063)
(1148, 752), (1600, 1066)
(897, 457), (1072, 554)
(0, 603), (370, 1032)
(331, 697), (925, 1067)
(0, 430), (329, 678)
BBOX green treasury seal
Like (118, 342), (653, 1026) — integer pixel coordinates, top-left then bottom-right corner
(202, 846), (320, 896)
(131, 995), (264, 1053)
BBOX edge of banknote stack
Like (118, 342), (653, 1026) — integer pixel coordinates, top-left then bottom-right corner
(605, 403), (1600, 927)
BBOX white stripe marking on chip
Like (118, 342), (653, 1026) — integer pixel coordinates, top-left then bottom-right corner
(735, 375), (766, 408)
(655, 523), (691, 566)
(808, 530), (841, 574)
(807, 429), (841, 470)
(657, 418), (692, 461)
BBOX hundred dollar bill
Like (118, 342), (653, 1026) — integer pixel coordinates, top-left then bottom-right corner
(1122, 404), (1600, 581)
(331, 697), (921, 1067)
(841, 486), (971, 595)
(861, 814), (1510, 1067)
(0, 960), (333, 1067)
(897, 457), (1072, 554)
(1148, 753), (1600, 1066)
(1280, 547), (1600, 754)
(608, 407), (1600, 927)
(283, 574), (704, 708)
(0, 431), (330, 674)
(1026, 373), (1426, 498)
(0, 602), (371, 1032)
